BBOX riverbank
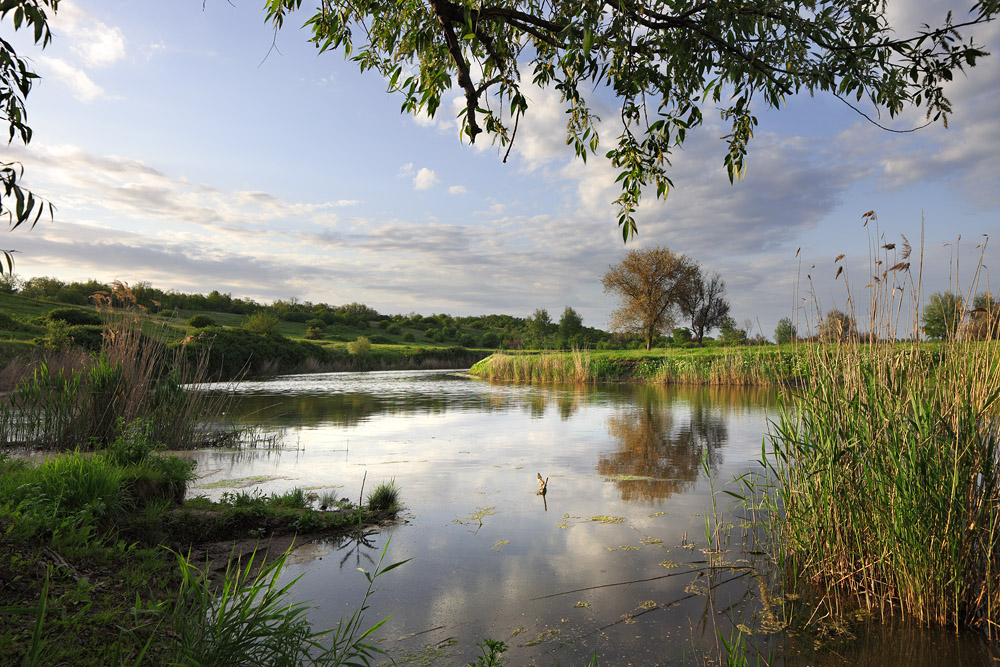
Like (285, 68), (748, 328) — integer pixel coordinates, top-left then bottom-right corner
(0, 443), (402, 665)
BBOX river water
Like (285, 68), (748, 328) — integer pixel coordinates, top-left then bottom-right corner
(186, 369), (998, 666)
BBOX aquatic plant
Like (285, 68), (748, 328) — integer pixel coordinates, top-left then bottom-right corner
(366, 480), (400, 513)
(767, 221), (1000, 635)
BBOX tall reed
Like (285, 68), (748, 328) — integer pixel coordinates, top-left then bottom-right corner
(470, 347), (808, 385)
(0, 282), (227, 449)
(767, 223), (1000, 634)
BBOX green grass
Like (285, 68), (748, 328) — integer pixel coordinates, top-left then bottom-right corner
(0, 443), (405, 665)
(366, 480), (400, 513)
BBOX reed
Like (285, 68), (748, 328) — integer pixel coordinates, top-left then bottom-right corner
(766, 225), (1000, 635)
(0, 282), (228, 450)
(470, 346), (809, 385)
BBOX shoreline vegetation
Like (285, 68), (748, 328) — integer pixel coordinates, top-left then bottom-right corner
(468, 346), (812, 385)
(0, 284), (407, 665)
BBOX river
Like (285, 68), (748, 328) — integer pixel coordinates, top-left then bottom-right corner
(185, 369), (998, 666)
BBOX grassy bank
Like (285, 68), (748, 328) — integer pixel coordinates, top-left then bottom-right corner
(0, 438), (403, 665)
(469, 345), (812, 385)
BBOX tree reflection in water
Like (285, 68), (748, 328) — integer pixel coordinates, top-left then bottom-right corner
(598, 386), (728, 503)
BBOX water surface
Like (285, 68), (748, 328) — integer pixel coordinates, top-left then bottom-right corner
(185, 370), (997, 665)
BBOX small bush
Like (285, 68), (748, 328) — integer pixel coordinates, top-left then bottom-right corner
(66, 325), (104, 351)
(48, 307), (101, 326)
(401, 332), (415, 343)
(347, 336), (371, 355)
(242, 312), (282, 336)
(305, 326), (324, 340)
(187, 314), (216, 328)
(105, 419), (162, 466)
(304, 318), (326, 330)
(367, 334), (391, 344)
(40, 319), (73, 351)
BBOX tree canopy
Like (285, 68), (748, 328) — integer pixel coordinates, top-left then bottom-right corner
(675, 268), (729, 344)
(1, 0), (59, 273)
(268, 0), (997, 240)
(819, 309), (855, 342)
(921, 291), (964, 340)
(774, 317), (797, 345)
(602, 246), (696, 350)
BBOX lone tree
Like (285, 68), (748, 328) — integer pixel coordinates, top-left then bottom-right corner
(558, 306), (584, 340)
(921, 291), (964, 340)
(676, 269), (729, 345)
(819, 309), (856, 342)
(774, 317), (797, 345)
(267, 0), (997, 239)
(602, 247), (695, 350)
(969, 292), (1000, 340)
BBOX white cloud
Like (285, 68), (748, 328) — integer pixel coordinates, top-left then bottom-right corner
(143, 40), (166, 60)
(37, 56), (104, 102)
(398, 163), (414, 177)
(413, 168), (439, 191)
(448, 185), (468, 195)
(54, 2), (127, 68)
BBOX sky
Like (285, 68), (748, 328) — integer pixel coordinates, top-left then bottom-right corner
(3, 0), (999, 338)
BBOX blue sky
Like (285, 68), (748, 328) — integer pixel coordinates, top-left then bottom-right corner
(4, 1), (999, 338)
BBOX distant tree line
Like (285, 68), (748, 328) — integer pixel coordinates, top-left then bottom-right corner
(0, 273), (628, 350)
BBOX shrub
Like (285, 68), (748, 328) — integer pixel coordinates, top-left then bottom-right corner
(47, 307), (101, 326)
(242, 312), (282, 336)
(305, 326), (324, 340)
(0, 310), (31, 332)
(386, 323), (401, 335)
(304, 318), (326, 330)
(39, 319), (72, 351)
(66, 325), (104, 351)
(401, 332), (415, 343)
(347, 336), (371, 355)
(458, 333), (477, 347)
(105, 419), (162, 466)
(367, 334), (391, 344)
(187, 314), (216, 328)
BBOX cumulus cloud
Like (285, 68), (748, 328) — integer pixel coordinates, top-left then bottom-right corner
(413, 168), (439, 190)
(37, 56), (104, 102)
(53, 2), (127, 68)
(448, 185), (468, 195)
